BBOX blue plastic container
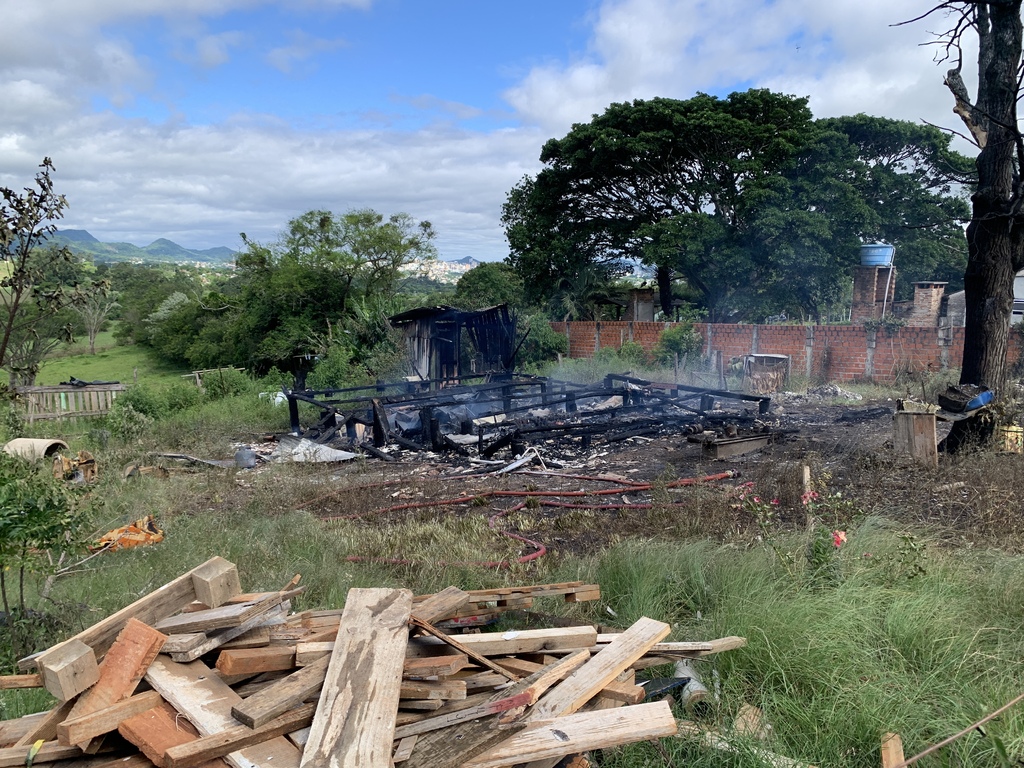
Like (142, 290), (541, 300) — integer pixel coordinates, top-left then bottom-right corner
(965, 389), (994, 411)
(860, 243), (895, 266)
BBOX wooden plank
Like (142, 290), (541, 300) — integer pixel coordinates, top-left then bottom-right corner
(18, 557), (229, 671)
(881, 733), (905, 768)
(63, 618), (168, 750)
(168, 604), (290, 663)
(219, 627), (271, 651)
(409, 586), (470, 623)
(154, 592), (288, 635)
(392, 737), (417, 764)
(0, 674), (42, 689)
(191, 560), (242, 609)
(145, 658), (300, 768)
(399, 679), (466, 701)
(392, 690), (533, 739)
(406, 626), (597, 657)
(215, 647), (295, 677)
(293, 642), (333, 667)
(163, 703), (316, 768)
(0, 740), (83, 768)
(58, 690), (163, 747)
(528, 617), (669, 722)
(403, 654), (468, 678)
(230, 654), (330, 729)
(407, 617), (517, 682)
(119, 702), (229, 768)
(402, 651), (589, 768)
(495, 658), (642, 704)
(12, 699), (77, 748)
(461, 701), (678, 768)
(38, 639), (100, 701)
(734, 703), (770, 740)
(301, 588), (412, 768)
(0, 712), (46, 748)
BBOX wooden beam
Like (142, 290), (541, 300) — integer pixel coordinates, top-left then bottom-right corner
(63, 618), (168, 750)
(57, 690), (163, 748)
(215, 647), (295, 677)
(19, 557), (231, 671)
(406, 626), (597, 658)
(0, 674), (42, 689)
(167, 604), (290, 663)
(154, 592), (292, 635)
(529, 617), (670, 721)
(191, 560), (242, 609)
(118, 702), (229, 768)
(230, 655), (330, 729)
(881, 733), (905, 768)
(0, 740), (83, 768)
(409, 586), (470, 624)
(392, 691), (533, 739)
(461, 701), (678, 768)
(163, 704), (316, 768)
(145, 658), (300, 768)
(300, 588), (412, 768)
(37, 639), (100, 701)
(402, 651), (589, 768)
(12, 699), (77, 748)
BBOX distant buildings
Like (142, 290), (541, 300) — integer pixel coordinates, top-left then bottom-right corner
(402, 256), (480, 285)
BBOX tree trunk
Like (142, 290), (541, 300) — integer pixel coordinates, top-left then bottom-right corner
(656, 263), (673, 317)
(959, 210), (1018, 390)
(955, 1), (1024, 394)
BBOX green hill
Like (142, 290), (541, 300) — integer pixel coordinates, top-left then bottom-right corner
(51, 229), (237, 266)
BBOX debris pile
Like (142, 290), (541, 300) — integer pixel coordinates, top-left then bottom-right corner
(286, 372), (776, 465)
(2, 557), (747, 768)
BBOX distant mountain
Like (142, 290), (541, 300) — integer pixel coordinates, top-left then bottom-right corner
(50, 229), (237, 265)
(449, 256), (480, 267)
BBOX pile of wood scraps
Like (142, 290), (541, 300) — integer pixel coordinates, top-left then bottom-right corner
(0, 557), (747, 768)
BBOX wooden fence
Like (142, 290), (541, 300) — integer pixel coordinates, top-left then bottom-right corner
(16, 384), (127, 422)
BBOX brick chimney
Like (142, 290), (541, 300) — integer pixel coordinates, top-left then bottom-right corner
(906, 282), (947, 327)
(851, 266), (896, 323)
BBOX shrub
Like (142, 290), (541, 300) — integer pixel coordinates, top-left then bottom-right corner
(653, 323), (703, 364)
(203, 368), (253, 400)
(114, 385), (165, 419)
(617, 340), (650, 367)
(163, 382), (202, 412)
(516, 315), (569, 369)
(107, 400), (153, 441)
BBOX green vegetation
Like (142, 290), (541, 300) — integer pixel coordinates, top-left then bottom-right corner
(504, 91), (970, 323)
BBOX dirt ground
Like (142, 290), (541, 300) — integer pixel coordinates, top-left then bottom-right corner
(293, 383), (1024, 563)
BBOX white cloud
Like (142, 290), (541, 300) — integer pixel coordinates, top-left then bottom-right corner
(0, 0), (985, 263)
(266, 31), (347, 74)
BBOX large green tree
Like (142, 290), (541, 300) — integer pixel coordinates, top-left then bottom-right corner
(227, 209), (436, 374)
(504, 92), (971, 322)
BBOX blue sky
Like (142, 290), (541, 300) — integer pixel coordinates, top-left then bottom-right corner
(0, 0), (972, 260)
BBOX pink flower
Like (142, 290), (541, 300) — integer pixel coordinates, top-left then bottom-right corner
(832, 530), (847, 548)
(753, 496), (761, 504)
(801, 490), (820, 505)
(771, 499), (780, 505)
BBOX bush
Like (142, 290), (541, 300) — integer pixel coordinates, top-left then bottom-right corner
(163, 382), (202, 412)
(114, 385), (165, 419)
(516, 315), (569, 369)
(202, 368), (253, 400)
(107, 400), (153, 441)
(653, 323), (703, 364)
(617, 340), (650, 367)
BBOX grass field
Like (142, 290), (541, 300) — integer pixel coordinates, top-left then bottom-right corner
(1, 342), (1023, 766)
(33, 332), (191, 388)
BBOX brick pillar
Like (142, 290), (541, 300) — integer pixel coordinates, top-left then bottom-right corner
(851, 266), (896, 323)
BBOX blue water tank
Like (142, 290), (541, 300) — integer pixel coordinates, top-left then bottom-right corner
(860, 243), (895, 266)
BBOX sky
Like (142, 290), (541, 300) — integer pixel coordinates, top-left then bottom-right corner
(0, 0), (977, 261)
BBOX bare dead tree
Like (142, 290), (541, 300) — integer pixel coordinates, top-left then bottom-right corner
(912, 1), (1024, 392)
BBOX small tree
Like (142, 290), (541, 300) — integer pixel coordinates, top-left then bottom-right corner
(0, 454), (79, 658)
(73, 289), (119, 355)
(0, 159), (82, 377)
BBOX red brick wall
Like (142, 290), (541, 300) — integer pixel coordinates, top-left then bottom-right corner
(549, 321), (1024, 383)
